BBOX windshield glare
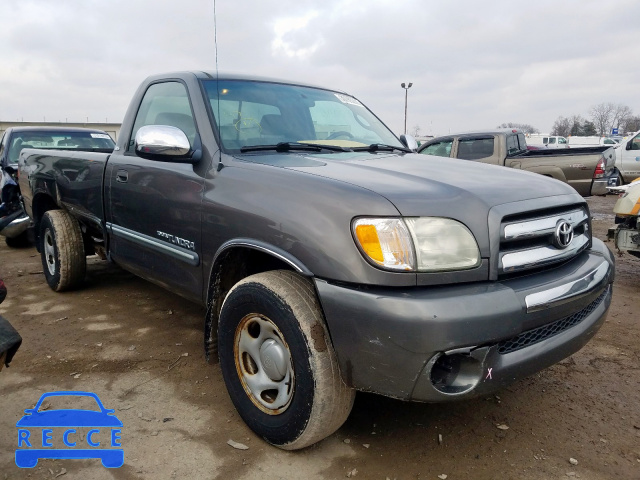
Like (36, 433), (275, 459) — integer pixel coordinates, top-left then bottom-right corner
(203, 80), (403, 153)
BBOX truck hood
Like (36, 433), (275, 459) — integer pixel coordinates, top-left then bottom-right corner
(284, 151), (579, 216)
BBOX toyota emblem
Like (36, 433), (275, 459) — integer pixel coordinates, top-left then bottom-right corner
(553, 221), (574, 249)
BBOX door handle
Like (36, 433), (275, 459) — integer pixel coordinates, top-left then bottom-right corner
(116, 170), (128, 183)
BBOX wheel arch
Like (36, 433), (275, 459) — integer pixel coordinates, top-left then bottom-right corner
(31, 193), (60, 251)
(204, 239), (314, 363)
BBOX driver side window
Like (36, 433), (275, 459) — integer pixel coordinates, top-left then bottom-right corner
(419, 140), (453, 157)
(128, 82), (196, 153)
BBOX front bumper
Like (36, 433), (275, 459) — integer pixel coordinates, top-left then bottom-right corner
(315, 238), (614, 402)
(0, 210), (30, 238)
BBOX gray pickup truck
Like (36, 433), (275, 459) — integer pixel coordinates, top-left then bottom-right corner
(418, 129), (616, 196)
(19, 72), (615, 450)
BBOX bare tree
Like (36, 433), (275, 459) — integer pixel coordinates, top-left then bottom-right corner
(589, 103), (632, 136)
(589, 103), (615, 136)
(611, 104), (633, 132)
(622, 116), (640, 134)
(497, 122), (539, 134)
(551, 116), (571, 137)
(410, 124), (421, 137)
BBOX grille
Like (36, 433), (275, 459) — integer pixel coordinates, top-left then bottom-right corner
(499, 205), (591, 276)
(497, 287), (609, 355)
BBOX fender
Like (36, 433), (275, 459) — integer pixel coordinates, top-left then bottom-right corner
(203, 238), (313, 362)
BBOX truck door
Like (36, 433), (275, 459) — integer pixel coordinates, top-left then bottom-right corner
(104, 81), (205, 302)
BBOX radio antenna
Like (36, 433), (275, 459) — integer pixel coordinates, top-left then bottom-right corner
(213, 0), (219, 79)
(212, 0), (222, 165)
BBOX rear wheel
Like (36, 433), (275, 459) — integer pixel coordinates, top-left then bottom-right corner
(39, 210), (86, 291)
(218, 270), (354, 450)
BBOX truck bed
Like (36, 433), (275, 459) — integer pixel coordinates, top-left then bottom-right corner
(517, 145), (611, 158)
(19, 148), (112, 239)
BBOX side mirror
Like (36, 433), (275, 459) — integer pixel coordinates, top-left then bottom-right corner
(399, 134), (419, 152)
(135, 125), (195, 162)
(626, 142), (632, 151)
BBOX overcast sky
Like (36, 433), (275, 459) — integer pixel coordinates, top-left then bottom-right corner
(1, 0), (638, 136)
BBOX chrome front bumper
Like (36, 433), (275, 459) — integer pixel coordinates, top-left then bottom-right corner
(0, 211), (30, 238)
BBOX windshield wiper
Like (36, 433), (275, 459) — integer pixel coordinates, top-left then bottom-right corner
(240, 142), (352, 153)
(352, 143), (412, 153)
(241, 142), (321, 153)
(300, 143), (353, 152)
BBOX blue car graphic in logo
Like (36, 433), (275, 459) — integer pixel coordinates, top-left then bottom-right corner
(16, 391), (123, 468)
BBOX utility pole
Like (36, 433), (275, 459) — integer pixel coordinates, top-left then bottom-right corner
(401, 82), (413, 135)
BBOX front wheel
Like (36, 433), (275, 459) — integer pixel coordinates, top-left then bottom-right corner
(218, 270), (354, 450)
(39, 210), (86, 291)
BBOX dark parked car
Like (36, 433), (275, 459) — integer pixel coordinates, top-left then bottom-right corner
(0, 126), (115, 247)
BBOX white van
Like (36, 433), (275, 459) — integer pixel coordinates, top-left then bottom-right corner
(526, 134), (568, 148)
(613, 131), (640, 184)
(567, 136), (619, 147)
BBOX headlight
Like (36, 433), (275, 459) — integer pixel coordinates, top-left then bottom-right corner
(405, 218), (480, 271)
(353, 217), (480, 272)
(352, 218), (415, 271)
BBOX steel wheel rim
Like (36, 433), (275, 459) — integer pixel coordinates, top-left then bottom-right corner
(234, 313), (295, 415)
(43, 228), (56, 276)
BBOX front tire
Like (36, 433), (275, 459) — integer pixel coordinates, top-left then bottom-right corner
(39, 210), (86, 291)
(218, 270), (354, 450)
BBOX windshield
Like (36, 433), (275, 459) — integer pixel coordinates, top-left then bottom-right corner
(202, 80), (404, 153)
(8, 131), (115, 164)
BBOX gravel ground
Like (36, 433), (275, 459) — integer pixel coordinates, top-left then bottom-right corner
(0, 194), (638, 480)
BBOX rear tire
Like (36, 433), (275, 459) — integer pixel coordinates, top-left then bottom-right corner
(218, 270), (354, 450)
(39, 210), (86, 291)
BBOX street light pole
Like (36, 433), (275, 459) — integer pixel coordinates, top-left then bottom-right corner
(401, 82), (413, 135)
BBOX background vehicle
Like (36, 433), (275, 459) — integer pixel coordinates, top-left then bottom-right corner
(567, 136), (619, 147)
(611, 131), (640, 185)
(525, 134), (568, 148)
(418, 129), (616, 196)
(608, 179), (640, 258)
(19, 72), (614, 450)
(0, 166), (29, 246)
(0, 277), (22, 371)
(0, 127), (115, 247)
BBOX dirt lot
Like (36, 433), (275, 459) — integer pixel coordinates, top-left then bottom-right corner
(1, 194), (639, 480)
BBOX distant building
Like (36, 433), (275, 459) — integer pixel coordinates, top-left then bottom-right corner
(0, 121), (121, 142)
